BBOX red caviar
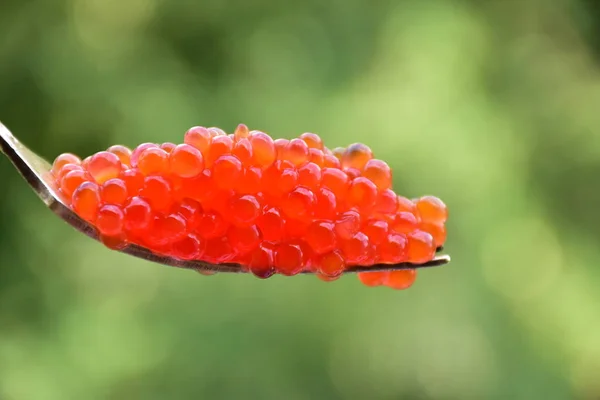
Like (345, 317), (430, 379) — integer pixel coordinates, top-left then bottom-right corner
(317, 250), (345, 277)
(347, 177), (377, 211)
(281, 138), (309, 166)
(416, 195), (448, 224)
(323, 154), (340, 169)
(236, 166), (262, 195)
(160, 142), (176, 154)
(313, 187), (337, 220)
(331, 147), (345, 160)
(321, 168), (349, 200)
(274, 243), (304, 276)
(61, 169), (89, 197)
(137, 147), (169, 176)
(299, 132), (323, 149)
(205, 135), (233, 168)
(51, 124), (448, 290)
(212, 155), (242, 189)
(375, 189), (398, 215)
(96, 205), (124, 236)
(297, 162), (321, 190)
(184, 126), (212, 154)
(232, 138), (253, 165)
(282, 187), (314, 219)
(107, 145), (132, 166)
(406, 230), (436, 264)
(249, 244), (275, 279)
(196, 211), (228, 239)
(385, 269), (417, 290)
(334, 210), (360, 240)
(72, 182), (100, 222)
(123, 196), (152, 232)
(101, 178), (128, 206)
(56, 164), (83, 181)
(380, 232), (408, 263)
(308, 148), (325, 166)
(358, 271), (386, 287)
(390, 211), (419, 234)
(87, 151), (121, 184)
(234, 124), (250, 141)
(362, 159), (392, 190)
(172, 233), (203, 260)
(230, 195), (261, 227)
(342, 143), (373, 170)
(257, 207), (284, 242)
(306, 221), (336, 255)
(228, 225), (260, 255)
(52, 153), (81, 174)
(169, 144), (204, 178)
(420, 222), (447, 247)
(340, 232), (370, 264)
(363, 219), (388, 245)
(140, 175), (172, 212)
(119, 168), (144, 194)
(249, 131), (276, 167)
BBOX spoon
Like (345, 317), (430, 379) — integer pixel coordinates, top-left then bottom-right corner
(0, 121), (450, 274)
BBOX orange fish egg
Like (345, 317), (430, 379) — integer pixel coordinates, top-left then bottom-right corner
(316, 250), (345, 278)
(249, 131), (276, 167)
(107, 145), (132, 166)
(299, 132), (323, 150)
(184, 126), (212, 155)
(385, 269), (417, 290)
(52, 153), (81, 175)
(362, 159), (392, 191)
(87, 151), (122, 184)
(72, 181), (101, 222)
(342, 143), (373, 170)
(137, 147), (169, 176)
(169, 144), (204, 178)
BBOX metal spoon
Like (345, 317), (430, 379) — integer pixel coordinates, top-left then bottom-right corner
(0, 121), (450, 274)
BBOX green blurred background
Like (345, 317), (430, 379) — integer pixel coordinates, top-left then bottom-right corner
(1, 0), (599, 399)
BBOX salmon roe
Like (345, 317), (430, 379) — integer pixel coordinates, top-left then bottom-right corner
(52, 153), (81, 175)
(169, 144), (204, 178)
(96, 205), (124, 236)
(234, 124), (250, 141)
(87, 151), (122, 184)
(362, 159), (392, 190)
(249, 245), (275, 279)
(184, 126), (212, 154)
(137, 147), (169, 176)
(249, 131), (276, 167)
(299, 132), (323, 149)
(342, 143), (373, 170)
(212, 155), (242, 189)
(123, 196), (152, 232)
(317, 250), (345, 277)
(386, 269), (417, 290)
(56, 164), (83, 181)
(281, 138), (309, 166)
(101, 178), (128, 206)
(107, 145), (132, 166)
(51, 124), (448, 290)
(72, 182), (100, 222)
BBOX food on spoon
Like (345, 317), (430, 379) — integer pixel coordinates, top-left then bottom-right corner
(51, 124), (448, 289)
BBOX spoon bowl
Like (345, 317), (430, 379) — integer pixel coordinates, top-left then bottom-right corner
(0, 121), (450, 274)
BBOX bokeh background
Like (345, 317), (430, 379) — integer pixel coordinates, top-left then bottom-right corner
(1, 0), (600, 399)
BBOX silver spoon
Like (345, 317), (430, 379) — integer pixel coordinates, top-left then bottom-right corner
(0, 121), (450, 275)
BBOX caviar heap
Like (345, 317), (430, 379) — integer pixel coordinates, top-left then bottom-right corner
(50, 125), (448, 289)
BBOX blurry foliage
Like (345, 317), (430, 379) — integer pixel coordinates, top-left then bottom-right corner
(1, 0), (600, 399)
